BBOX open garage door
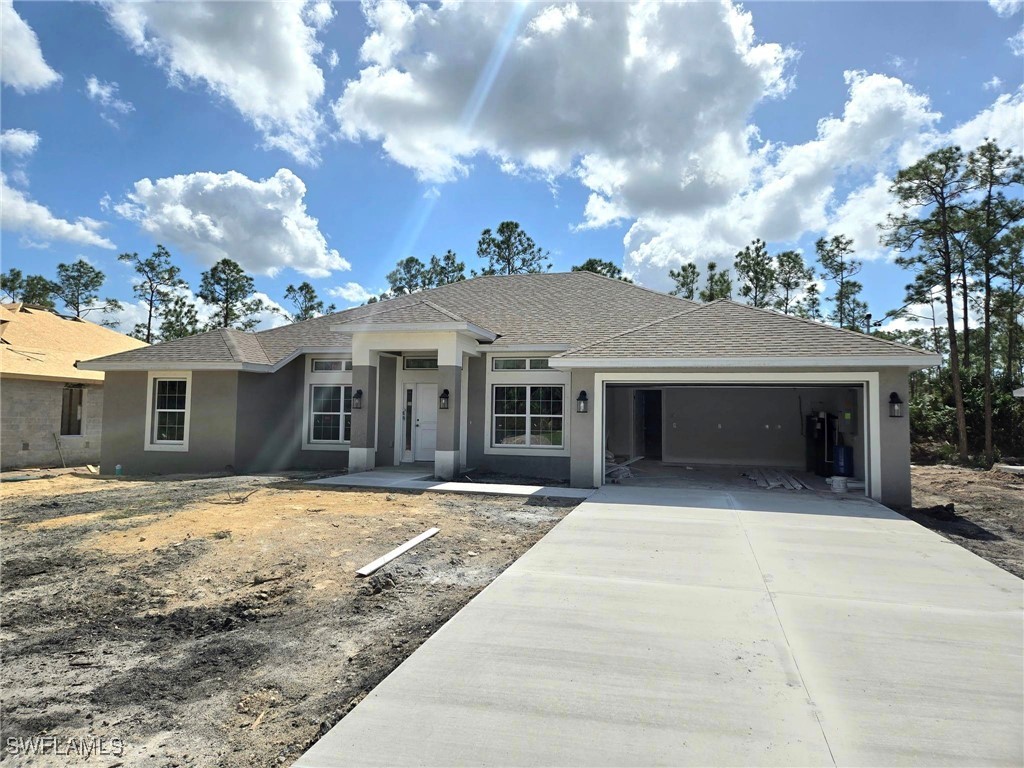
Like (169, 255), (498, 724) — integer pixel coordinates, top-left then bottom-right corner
(603, 383), (868, 495)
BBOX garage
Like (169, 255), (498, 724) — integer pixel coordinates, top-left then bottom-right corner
(601, 380), (870, 495)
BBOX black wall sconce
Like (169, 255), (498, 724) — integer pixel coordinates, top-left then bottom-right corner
(576, 390), (589, 413)
(888, 391), (903, 418)
(352, 389), (363, 409)
(439, 389), (450, 410)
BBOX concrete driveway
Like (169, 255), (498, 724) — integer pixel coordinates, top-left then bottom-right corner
(297, 486), (1023, 767)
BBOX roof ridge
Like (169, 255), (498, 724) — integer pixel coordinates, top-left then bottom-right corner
(715, 299), (934, 356)
(418, 298), (466, 322)
(556, 302), (706, 357)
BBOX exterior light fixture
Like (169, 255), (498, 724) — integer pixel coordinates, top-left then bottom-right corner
(352, 389), (363, 410)
(888, 391), (903, 418)
(576, 390), (589, 414)
(439, 389), (450, 410)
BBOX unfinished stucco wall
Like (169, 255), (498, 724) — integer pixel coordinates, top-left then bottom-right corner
(1, 378), (103, 469)
(100, 370), (238, 475)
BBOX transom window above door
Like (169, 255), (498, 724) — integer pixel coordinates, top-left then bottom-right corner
(403, 357), (438, 370)
(492, 358), (550, 371)
(311, 359), (352, 372)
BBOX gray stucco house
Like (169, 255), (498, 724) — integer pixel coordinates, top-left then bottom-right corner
(80, 272), (939, 507)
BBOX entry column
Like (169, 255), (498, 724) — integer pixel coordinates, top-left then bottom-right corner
(435, 360), (462, 479)
(348, 361), (377, 473)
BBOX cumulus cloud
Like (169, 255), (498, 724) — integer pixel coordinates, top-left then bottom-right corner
(105, 0), (331, 163)
(1, 0), (61, 92)
(328, 281), (377, 305)
(988, 0), (1022, 17)
(114, 168), (350, 278)
(1, 174), (115, 249)
(85, 76), (134, 125)
(0, 130), (115, 248)
(335, 0), (795, 218)
(0, 128), (40, 157)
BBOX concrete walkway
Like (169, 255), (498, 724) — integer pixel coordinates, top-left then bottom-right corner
(297, 486), (1024, 767)
(308, 469), (593, 500)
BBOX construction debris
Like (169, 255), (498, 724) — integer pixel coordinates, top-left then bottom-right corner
(356, 527), (440, 577)
(746, 468), (810, 491)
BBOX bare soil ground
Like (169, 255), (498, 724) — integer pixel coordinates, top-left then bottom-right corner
(0, 472), (575, 767)
(907, 464), (1024, 579)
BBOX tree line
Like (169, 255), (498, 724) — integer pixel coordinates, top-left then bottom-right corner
(2, 140), (1019, 463)
(0, 249), (335, 343)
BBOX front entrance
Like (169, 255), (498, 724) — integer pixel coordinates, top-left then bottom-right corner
(403, 383), (438, 462)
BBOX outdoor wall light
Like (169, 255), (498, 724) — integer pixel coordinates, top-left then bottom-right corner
(352, 389), (363, 410)
(576, 390), (589, 414)
(439, 389), (450, 410)
(888, 391), (904, 418)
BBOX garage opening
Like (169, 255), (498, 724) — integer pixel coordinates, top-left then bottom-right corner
(603, 384), (867, 495)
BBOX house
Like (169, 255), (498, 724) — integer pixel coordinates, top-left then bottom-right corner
(79, 272), (939, 507)
(1014, 387), (1024, 398)
(1, 303), (148, 469)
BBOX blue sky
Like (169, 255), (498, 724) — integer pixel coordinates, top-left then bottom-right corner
(1, 1), (1021, 332)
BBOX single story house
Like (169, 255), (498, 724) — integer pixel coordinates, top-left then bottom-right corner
(80, 272), (939, 507)
(1, 302), (147, 469)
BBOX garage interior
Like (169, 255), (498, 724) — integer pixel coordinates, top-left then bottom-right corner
(603, 384), (867, 494)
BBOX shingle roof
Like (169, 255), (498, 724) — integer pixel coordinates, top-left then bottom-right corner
(81, 273), (935, 370)
(80, 327), (269, 366)
(336, 299), (472, 326)
(89, 272), (696, 368)
(557, 299), (935, 360)
(0, 303), (148, 382)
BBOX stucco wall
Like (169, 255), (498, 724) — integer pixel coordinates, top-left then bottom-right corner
(100, 370), (238, 475)
(877, 368), (912, 508)
(1, 378), (103, 469)
(375, 356), (397, 467)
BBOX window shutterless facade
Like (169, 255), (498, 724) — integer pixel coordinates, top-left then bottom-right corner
(492, 385), (563, 448)
(310, 385), (352, 443)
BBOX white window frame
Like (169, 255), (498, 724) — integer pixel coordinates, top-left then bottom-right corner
(491, 384), (565, 449)
(484, 355), (570, 457)
(144, 370), (192, 452)
(309, 384), (353, 444)
(302, 355), (353, 452)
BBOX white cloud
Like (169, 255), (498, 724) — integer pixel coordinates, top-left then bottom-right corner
(1, 173), (115, 249)
(105, 0), (330, 164)
(335, 0), (795, 218)
(988, 0), (1023, 17)
(327, 49), (340, 69)
(115, 168), (350, 278)
(328, 281), (377, 305)
(0, 128), (40, 157)
(1, 0), (61, 92)
(85, 76), (134, 125)
(983, 75), (1004, 91)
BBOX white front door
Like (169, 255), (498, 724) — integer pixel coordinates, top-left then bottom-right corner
(413, 383), (438, 461)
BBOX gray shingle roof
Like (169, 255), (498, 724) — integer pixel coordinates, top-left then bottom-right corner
(85, 273), (932, 370)
(557, 299), (935, 359)
(336, 299), (472, 326)
(83, 327), (270, 366)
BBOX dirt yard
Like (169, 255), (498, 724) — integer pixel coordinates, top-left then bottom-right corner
(908, 464), (1024, 579)
(0, 472), (576, 767)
